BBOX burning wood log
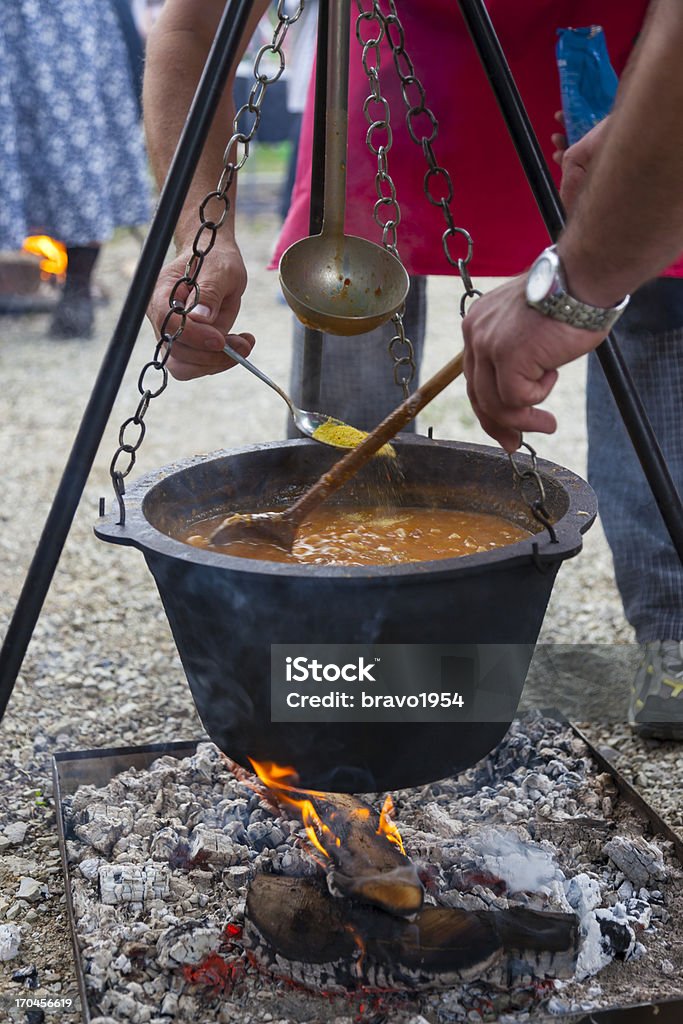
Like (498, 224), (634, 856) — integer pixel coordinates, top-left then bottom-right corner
(489, 906), (580, 981)
(244, 875), (579, 993)
(250, 762), (424, 916)
(244, 874), (501, 991)
(306, 791), (424, 916)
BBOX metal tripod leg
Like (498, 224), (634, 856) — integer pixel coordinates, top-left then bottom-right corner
(0, 0), (256, 721)
(456, 0), (683, 564)
(301, 1), (327, 412)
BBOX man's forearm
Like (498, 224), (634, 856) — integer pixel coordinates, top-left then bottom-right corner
(559, 0), (683, 306)
(143, 0), (270, 247)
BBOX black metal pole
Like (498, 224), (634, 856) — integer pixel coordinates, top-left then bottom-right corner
(456, 0), (683, 562)
(300, 1), (328, 411)
(0, 0), (255, 723)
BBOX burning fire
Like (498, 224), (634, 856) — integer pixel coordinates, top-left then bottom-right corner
(249, 760), (405, 859)
(22, 236), (68, 278)
(377, 795), (406, 856)
(250, 760), (340, 859)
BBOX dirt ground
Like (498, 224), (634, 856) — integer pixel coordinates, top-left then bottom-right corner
(1, 190), (682, 1022)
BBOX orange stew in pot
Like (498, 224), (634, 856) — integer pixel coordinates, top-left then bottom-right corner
(183, 506), (531, 566)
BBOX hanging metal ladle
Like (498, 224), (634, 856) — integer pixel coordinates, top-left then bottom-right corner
(278, 0), (409, 336)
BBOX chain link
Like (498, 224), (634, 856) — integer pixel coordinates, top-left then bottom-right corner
(377, 1), (482, 315)
(360, 8), (549, 516)
(375, 7), (555, 505)
(355, 0), (415, 398)
(508, 442), (558, 543)
(108, 3), (304, 523)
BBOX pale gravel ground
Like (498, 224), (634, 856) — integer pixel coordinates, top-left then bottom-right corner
(1, 204), (681, 1019)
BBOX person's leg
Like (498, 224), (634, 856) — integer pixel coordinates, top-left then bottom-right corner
(50, 244), (100, 339)
(280, 113), (303, 223)
(586, 276), (683, 735)
(287, 275), (426, 434)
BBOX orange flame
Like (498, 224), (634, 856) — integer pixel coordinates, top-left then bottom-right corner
(377, 795), (405, 855)
(249, 759), (406, 861)
(22, 235), (68, 278)
(249, 760), (335, 859)
(345, 922), (367, 978)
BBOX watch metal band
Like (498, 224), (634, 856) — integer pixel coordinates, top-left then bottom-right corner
(535, 290), (630, 332)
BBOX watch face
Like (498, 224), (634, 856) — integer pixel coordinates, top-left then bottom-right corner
(526, 255), (555, 304)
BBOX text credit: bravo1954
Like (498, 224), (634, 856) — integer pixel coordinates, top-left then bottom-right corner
(283, 655), (465, 714)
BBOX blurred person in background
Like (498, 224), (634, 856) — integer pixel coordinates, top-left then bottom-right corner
(0, 0), (151, 339)
(279, 0), (318, 222)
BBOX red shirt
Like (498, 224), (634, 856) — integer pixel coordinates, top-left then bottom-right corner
(272, 0), (682, 279)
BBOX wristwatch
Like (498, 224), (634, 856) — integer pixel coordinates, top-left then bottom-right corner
(525, 245), (630, 331)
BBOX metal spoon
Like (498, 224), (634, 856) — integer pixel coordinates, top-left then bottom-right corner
(278, 0), (409, 337)
(222, 341), (391, 452)
(209, 351), (464, 550)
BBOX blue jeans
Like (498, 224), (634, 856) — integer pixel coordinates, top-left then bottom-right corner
(587, 277), (683, 642)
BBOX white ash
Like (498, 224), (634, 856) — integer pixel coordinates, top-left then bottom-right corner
(603, 835), (668, 889)
(156, 922), (224, 968)
(61, 714), (682, 1023)
(98, 864), (171, 905)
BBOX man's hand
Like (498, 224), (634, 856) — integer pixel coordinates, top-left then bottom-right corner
(552, 112), (611, 211)
(147, 239), (254, 380)
(461, 277), (607, 452)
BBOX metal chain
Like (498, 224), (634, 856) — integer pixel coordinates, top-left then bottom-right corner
(355, 0), (416, 399)
(378, 5), (557, 535)
(376, 1), (482, 319)
(108, 2), (305, 524)
(356, 7), (552, 550)
(508, 442), (558, 543)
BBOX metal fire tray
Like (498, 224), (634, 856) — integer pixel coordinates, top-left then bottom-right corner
(53, 740), (198, 1024)
(53, 726), (683, 1024)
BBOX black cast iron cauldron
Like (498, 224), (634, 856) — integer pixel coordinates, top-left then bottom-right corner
(95, 438), (596, 792)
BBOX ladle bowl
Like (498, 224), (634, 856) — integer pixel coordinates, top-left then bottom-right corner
(279, 234), (410, 337)
(95, 438), (597, 793)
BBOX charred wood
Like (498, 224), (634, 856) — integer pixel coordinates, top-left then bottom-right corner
(244, 875), (578, 993)
(267, 787), (424, 916)
(490, 907), (579, 981)
(98, 863), (170, 905)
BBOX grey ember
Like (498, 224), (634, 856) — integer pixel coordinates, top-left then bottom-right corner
(61, 713), (683, 1024)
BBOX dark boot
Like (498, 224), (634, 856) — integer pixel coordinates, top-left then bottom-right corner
(49, 244), (99, 340)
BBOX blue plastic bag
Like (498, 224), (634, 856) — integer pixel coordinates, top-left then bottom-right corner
(556, 26), (618, 145)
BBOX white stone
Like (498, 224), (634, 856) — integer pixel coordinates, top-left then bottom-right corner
(17, 877), (44, 902)
(0, 924), (21, 961)
(3, 823), (28, 845)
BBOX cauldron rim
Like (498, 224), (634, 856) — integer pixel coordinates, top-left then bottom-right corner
(95, 437), (597, 579)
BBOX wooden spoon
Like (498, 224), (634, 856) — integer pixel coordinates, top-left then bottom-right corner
(209, 351), (464, 550)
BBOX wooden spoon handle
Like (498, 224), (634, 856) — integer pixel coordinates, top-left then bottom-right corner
(287, 351), (464, 526)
